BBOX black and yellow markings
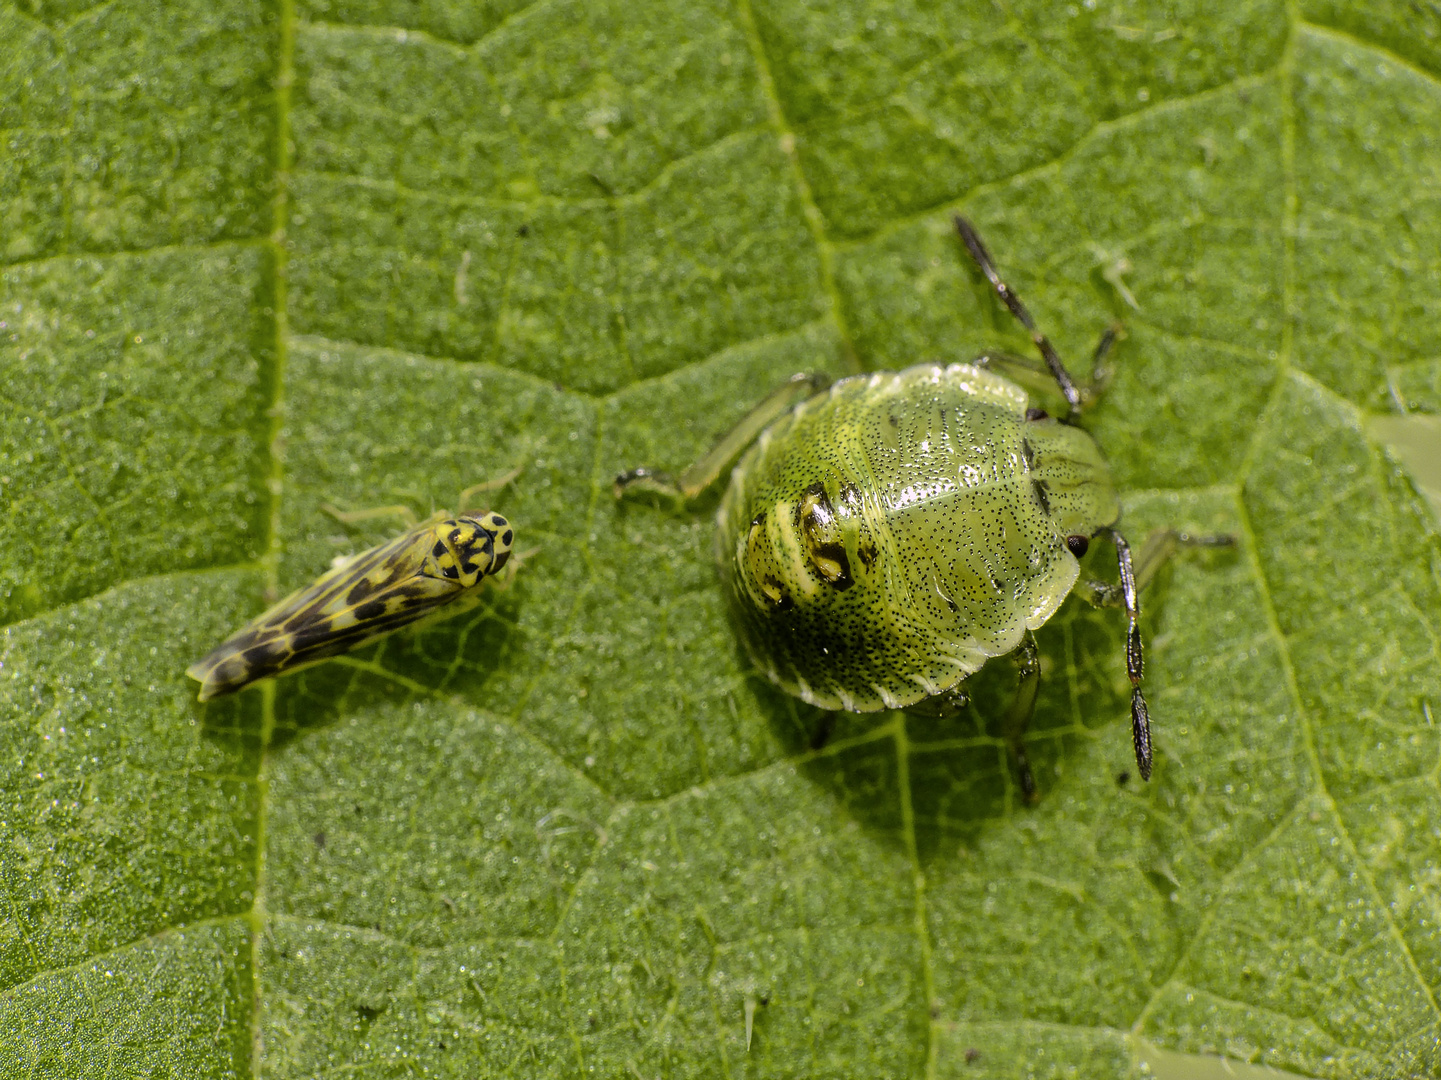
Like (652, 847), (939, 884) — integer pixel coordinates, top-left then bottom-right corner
(187, 507), (516, 702)
(794, 482), (853, 590)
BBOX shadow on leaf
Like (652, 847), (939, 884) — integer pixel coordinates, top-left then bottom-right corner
(198, 580), (529, 756)
(194, 687), (266, 766)
(769, 593), (1147, 867)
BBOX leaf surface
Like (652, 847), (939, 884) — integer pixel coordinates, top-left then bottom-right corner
(2, 0), (1441, 1076)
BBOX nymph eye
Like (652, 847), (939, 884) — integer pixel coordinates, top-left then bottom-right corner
(1065, 534), (1089, 558)
(1025, 407), (1050, 421)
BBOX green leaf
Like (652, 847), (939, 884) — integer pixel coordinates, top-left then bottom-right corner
(3, 0), (1440, 1076)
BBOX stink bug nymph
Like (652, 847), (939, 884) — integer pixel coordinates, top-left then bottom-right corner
(616, 217), (1232, 797)
(188, 477), (519, 702)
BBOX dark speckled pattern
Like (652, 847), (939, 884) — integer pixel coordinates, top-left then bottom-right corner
(718, 363), (1120, 712)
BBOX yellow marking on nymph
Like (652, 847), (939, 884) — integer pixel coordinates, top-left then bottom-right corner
(796, 486), (849, 585)
(771, 499), (822, 600)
